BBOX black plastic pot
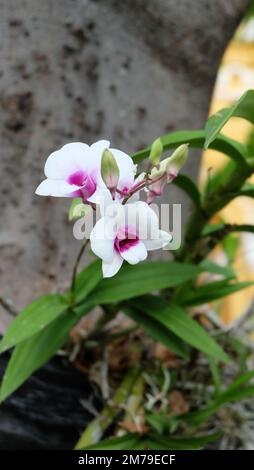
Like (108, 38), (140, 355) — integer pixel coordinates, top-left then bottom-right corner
(0, 350), (98, 449)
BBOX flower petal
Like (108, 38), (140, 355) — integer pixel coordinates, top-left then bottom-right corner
(120, 240), (147, 265)
(123, 201), (160, 241)
(35, 178), (79, 196)
(144, 230), (172, 251)
(111, 148), (135, 177)
(111, 148), (136, 191)
(45, 142), (90, 180)
(102, 252), (123, 278)
(90, 139), (110, 155)
(90, 216), (116, 263)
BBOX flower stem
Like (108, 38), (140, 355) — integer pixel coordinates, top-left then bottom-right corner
(74, 366), (141, 449)
(70, 239), (89, 306)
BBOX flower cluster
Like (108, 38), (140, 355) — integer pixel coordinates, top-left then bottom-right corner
(36, 139), (188, 277)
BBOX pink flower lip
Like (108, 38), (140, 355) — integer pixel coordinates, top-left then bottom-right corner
(114, 229), (139, 254)
(68, 170), (96, 200)
(68, 170), (88, 187)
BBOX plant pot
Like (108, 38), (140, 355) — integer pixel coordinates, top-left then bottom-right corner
(0, 349), (98, 449)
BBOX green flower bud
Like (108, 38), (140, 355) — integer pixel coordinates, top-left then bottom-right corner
(101, 149), (120, 190)
(165, 144), (189, 181)
(149, 137), (163, 166)
(68, 198), (92, 221)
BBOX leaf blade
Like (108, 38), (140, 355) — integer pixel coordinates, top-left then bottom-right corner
(0, 311), (77, 402)
(204, 90), (254, 148)
(89, 261), (202, 305)
(124, 306), (189, 359)
(0, 294), (68, 353)
(130, 295), (229, 363)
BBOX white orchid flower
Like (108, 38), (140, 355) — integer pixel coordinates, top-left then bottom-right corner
(90, 197), (172, 278)
(35, 140), (136, 204)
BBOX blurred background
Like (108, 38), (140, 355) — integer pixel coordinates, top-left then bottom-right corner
(0, 0), (252, 331)
(201, 1), (254, 324)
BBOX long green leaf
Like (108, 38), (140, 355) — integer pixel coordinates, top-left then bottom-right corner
(217, 385), (254, 404)
(205, 90), (254, 148)
(124, 306), (189, 359)
(199, 259), (235, 279)
(201, 223), (254, 238)
(133, 130), (249, 167)
(130, 295), (229, 363)
(221, 370), (254, 396)
(0, 294), (68, 353)
(179, 280), (254, 307)
(85, 434), (142, 450)
(0, 311), (78, 402)
(147, 431), (221, 450)
(88, 261), (202, 305)
(72, 259), (102, 304)
(238, 182), (254, 198)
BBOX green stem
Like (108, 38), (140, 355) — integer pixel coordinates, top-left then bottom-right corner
(69, 239), (89, 306)
(118, 373), (144, 434)
(74, 366), (141, 449)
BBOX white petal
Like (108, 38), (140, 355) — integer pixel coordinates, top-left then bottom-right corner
(144, 230), (172, 251)
(102, 252), (123, 278)
(111, 148), (135, 178)
(90, 140), (110, 154)
(90, 217), (116, 263)
(111, 148), (136, 191)
(121, 240), (147, 265)
(123, 201), (160, 241)
(35, 178), (79, 196)
(87, 186), (111, 209)
(45, 142), (90, 179)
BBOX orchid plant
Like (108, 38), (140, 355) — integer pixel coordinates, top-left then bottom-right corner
(36, 138), (185, 277)
(1, 90), (254, 450)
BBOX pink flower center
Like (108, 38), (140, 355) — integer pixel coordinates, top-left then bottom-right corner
(67, 170), (96, 201)
(114, 230), (139, 253)
(68, 170), (88, 186)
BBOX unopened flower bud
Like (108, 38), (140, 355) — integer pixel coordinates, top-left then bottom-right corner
(68, 198), (92, 221)
(101, 149), (120, 191)
(147, 173), (167, 204)
(165, 144), (189, 182)
(149, 137), (163, 166)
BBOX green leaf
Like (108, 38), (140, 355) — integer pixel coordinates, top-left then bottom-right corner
(222, 233), (240, 264)
(205, 90), (254, 148)
(181, 374), (254, 426)
(227, 369), (254, 390)
(146, 413), (173, 435)
(130, 295), (229, 363)
(217, 370), (254, 402)
(180, 404), (220, 426)
(0, 311), (78, 402)
(173, 173), (201, 208)
(201, 223), (226, 237)
(238, 182), (254, 198)
(89, 261), (202, 305)
(199, 259), (235, 279)
(85, 434), (141, 450)
(179, 279), (254, 307)
(68, 198), (92, 221)
(133, 130), (249, 168)
(0, 294), (68, 353)
(217, 385), (254, 404)
(72, 259), (102, 304)
(147, 431), (221, 450)
(208, 358), (221, 395)
(201, 222), (254, 240)
(124, 306), (189, 359)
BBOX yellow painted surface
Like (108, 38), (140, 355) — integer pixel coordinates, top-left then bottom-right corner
(201, 39), (254, 324)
